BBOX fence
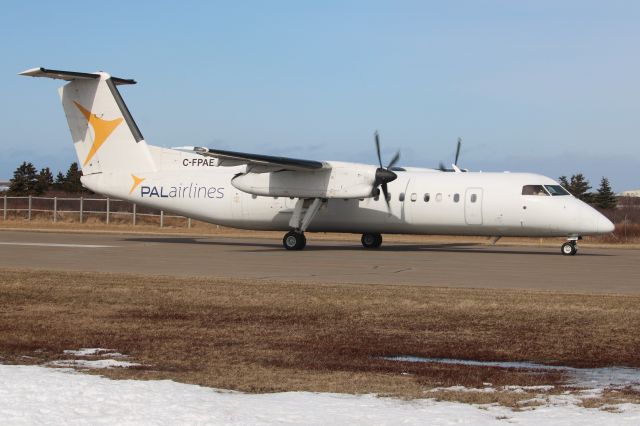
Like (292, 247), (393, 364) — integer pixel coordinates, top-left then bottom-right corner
(1, 195), (193, 228)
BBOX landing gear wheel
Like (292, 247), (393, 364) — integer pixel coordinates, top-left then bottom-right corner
(361, 233), (383, 249)
(561, 242), (577, 256)
(283, 231), (306, 250)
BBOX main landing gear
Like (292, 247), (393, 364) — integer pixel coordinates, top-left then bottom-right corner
(283, 231), (306, 250)
(283, 198), (324, 251)
(361, 232), (383, 249)
(561, 237), (580, 256)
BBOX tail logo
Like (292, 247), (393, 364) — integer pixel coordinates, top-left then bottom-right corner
(73, 101), (123, 166)
(129, 174), (146, 194)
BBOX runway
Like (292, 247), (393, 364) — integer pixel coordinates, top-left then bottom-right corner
(0, 230), (638, 294)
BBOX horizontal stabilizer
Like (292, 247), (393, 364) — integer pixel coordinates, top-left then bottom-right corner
(19, 67), (136, 85)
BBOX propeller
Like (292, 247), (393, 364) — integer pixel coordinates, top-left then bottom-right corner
(438, 137), (465, 172)
(373, 131), (399, 212)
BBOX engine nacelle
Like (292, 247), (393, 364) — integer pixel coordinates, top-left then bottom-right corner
(231, 161), (377, 199)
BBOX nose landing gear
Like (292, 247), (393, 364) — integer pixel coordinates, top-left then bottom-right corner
(561, 237), (580, 256)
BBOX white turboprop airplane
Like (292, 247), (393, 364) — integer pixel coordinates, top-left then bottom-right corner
(20, 67), (615, 255)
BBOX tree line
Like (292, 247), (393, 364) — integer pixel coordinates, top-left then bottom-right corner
(558, 173), (617, 210)
(6, 161), (89, 195)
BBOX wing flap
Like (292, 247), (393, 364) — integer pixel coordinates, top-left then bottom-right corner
(176, 146), (329, 172)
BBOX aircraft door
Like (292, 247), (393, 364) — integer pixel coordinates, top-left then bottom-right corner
(464, 188), (483, 225)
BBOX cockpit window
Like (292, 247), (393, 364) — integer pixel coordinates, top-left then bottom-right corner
(544, 185), (570, 196)
(522, 185), (549, 196)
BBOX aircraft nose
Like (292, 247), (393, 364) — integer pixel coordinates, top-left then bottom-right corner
(597, 214), (615, 233)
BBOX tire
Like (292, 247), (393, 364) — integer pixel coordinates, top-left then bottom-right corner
(283, 231), (306, 250)
(561, 242), (577, 256)
(361, 233), (383, 249)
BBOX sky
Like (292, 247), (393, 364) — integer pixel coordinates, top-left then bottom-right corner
(1, 1), (638, 191)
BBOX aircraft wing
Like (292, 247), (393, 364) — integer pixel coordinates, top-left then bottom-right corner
(176, 146), (329, 172)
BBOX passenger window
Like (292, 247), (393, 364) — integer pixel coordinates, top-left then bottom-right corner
(453, 193), (460, 202)
(386, 193), (392, 202)
(522, 185), (549, 196)
(251, 194), (257, 199)
(411, 193), (417, 202)
(470, 194), (477, 203)
(424, 193), (430, 202)
(436, 193), (442, 202)
(399, 193), (405, 202)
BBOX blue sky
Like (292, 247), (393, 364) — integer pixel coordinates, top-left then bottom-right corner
(1, 1), (638, 190)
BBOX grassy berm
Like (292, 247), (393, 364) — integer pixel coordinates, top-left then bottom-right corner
(1, 268), (640, 406)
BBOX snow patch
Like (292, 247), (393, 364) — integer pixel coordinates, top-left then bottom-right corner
(383, 356), (640, 389)
(63, 348), (125, 357)
(48, 359), (141, 369)
(1, 364), (640, 425)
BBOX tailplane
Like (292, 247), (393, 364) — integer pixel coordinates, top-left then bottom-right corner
(20, 67), (156, 175)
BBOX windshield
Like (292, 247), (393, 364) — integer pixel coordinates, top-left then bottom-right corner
(544, 185), (570, 196)
(522, 185), (549, 196)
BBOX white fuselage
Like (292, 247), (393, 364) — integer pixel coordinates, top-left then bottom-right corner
(82, 146), (613, 238)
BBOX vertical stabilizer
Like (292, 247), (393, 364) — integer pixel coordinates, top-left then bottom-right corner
(20, 67), (156, 175)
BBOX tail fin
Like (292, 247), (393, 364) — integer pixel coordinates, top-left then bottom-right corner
(20, 67), (156, 175)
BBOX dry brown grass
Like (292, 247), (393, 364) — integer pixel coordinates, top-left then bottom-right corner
(578, 387), (640, 411)
(427, 389), (551, 409)
(1, 268), (640, 404)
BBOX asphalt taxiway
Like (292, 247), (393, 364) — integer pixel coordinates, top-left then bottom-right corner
(0, 230), (637, 294)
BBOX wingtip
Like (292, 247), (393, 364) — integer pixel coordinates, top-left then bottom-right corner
(18, 67), (43, 76)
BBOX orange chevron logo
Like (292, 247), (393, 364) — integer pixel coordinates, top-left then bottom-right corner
(129, 174), (146, 194)
(74, 101), (123, 166)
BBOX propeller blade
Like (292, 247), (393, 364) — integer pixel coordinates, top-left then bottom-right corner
(374, 131), (383, 169)
(454, 138), (462, 166)
(387, 151), (400, 170)
(381, 182), (391, 213)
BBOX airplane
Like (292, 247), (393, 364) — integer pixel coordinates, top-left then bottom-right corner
(19, 67), (615, 255)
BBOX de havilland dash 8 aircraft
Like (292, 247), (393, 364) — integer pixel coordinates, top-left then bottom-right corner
(20, 67), (614, 255)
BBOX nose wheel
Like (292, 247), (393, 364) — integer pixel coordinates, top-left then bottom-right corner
(561, 241), (578, 256)
(361, 233), (383, 249)
(283, 231), (306, 250)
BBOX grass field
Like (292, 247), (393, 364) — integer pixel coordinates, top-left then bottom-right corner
(2, 268), (640, 406)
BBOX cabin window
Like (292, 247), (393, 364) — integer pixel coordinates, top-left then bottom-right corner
(399, 193), (405, 202)
(522, 185), (549, 196)
(424, 193), (430, 202)
(545, 185), (570, 196)
(411, 193), (417, 202)
(374, 194), (380, 201)
(251, 194), (257, 199)
(386, 193), (392, 202)
(436, 193), (442, 202)
(470, 194), (477, 203)
(453, 193), (460, 203)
